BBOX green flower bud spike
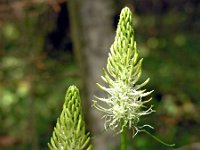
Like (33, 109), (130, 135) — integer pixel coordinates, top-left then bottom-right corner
(93, 6), (154, 137)
(48, 85), (92, 150)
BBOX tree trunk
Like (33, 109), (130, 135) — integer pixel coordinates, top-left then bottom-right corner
(80, 0), (119, 149)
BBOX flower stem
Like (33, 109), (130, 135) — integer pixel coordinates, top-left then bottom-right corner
(120, 126), (127, 150)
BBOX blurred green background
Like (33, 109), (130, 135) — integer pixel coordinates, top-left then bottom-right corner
(0, 0), (199, 150)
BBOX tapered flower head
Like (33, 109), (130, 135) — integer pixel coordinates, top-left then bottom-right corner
(93, 7), (155, 136)
(48, 85), (92, 150)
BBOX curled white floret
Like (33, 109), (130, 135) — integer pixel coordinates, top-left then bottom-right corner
(93, 80), (155, 135)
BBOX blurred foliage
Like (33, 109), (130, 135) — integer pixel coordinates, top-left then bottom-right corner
(0, 0), (199, 150)
(0, 2), (79, 150)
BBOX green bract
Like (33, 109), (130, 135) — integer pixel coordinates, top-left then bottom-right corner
(48, 85), (92, 150)
(93, 7), (155, 135)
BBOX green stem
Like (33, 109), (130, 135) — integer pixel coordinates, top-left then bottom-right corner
(120, 126), (127, 150)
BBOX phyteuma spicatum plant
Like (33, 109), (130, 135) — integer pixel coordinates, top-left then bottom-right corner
(48, 85), (92, 150)
(93, 7), (155, 137)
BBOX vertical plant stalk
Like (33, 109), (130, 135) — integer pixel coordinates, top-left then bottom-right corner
(120, 125), (127, 150)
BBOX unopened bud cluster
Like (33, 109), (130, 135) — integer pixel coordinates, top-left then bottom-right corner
(48, 86), (92, 150)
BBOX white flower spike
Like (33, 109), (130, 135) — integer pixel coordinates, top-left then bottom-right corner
(93, 7), (155, 136)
